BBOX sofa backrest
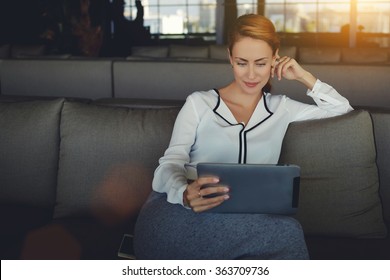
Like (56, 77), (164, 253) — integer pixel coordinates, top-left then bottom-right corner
(0, 59), (113, 99)
(369, 109), (390, 224)
(0, 99), (64, 208)
(54, 101), (180, 225)
(1, 57), (389, 108)
(279, 110), (388, 238)
(271, 64), (390, 108)
(113, 60), (233, 100)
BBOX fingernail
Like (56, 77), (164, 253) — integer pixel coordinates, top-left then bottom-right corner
(224, 195), (229, 200)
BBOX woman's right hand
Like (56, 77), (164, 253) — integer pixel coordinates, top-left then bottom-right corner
(183, 177), (230, 213)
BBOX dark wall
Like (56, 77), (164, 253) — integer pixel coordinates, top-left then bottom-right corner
(0, 0), (48, 44)
(0, 0), (112, 55)
(0, 0), (153, 57)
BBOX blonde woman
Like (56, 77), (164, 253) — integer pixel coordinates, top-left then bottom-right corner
(134, 14), (353, 260)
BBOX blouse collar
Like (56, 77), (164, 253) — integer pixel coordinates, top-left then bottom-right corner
(212, 89), (273, 130)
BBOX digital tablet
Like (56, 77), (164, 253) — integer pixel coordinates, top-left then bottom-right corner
(197, 163), (300, 215)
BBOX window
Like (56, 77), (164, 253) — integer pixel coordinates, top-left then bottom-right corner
(265, 0), (390, 34)
(237, 0), (258, 15)
(265, 0), (390, 46)
(124, 0), (217, 40)
(124, 1), (390, 46)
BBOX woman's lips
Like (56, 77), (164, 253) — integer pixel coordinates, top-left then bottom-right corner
(244, 82), (259, 88)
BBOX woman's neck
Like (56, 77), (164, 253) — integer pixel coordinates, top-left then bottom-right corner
(218, 83), (263, 124)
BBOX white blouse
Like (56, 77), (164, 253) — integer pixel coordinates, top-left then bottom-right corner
(152, 80), (353, 206)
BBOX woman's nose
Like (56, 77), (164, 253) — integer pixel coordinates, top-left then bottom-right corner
(248, 65), (256, 79)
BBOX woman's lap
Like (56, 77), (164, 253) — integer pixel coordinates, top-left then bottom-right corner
(134, 192), (308, 260)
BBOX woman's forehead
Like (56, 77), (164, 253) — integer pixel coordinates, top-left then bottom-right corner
(231, 37), (273, 57)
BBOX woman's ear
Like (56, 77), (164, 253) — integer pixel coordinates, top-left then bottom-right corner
(273, 48), (280, 62)
(227, 48), (233, 67)
(271, 48), (280, 69)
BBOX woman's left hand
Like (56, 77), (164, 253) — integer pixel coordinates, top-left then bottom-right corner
(273, 56), (317, 90)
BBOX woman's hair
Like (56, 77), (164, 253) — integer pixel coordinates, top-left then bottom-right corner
(228, 14), (280, 55)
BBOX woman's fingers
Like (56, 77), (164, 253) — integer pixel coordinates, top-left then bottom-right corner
(185, 177), (230, 212)
(275, 56), (294, 80)
(192, 194), (229, 213)
(186, 176), (219, 200)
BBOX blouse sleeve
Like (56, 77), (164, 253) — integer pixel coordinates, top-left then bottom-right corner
(288, 79), (354, 122)
(152, 95), (200, 206)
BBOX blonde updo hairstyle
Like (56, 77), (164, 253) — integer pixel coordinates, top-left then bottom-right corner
(228, 14), (280, 92)
(228, 14), (280, 56)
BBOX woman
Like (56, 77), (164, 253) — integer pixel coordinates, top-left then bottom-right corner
(134, 14), (353, 259)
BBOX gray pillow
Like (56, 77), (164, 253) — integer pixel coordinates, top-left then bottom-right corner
(0, 99), (64, 207)
(54, 102), (179, 222)
(279, 110), (387, 238)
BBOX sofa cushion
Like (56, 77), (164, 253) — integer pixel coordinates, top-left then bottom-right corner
(342, 48), (388, 64)
(298, 47), (341, 64)
(0, 99), (64, 207)
(0, 44), (11, 58)
(54, 102), (179, 222)
(169, 45), (209, 59)
(279, 110), (387, 238)
(112, 61), (233, 100)
(369, 110), (390, 224)
(0, 59), (113, 99)
(279, 46), (297, 60)
(10, 44), (46, 58)
(130, 46), (169, 58)
(209, 45), (228, 61)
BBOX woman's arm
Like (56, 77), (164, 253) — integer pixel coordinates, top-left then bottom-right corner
(152, 95), (199, 205)
(273, 56), (353, 120)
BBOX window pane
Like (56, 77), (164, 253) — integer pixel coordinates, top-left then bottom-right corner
(195, 4), (217, 33)
(160, 6), (187, 34)
(284, 4), (317, 32)
(237, 0), (255, 3)
(286, 0), (345, 2)
(317, 3), (350, 32)
(265, 4), (285, 32)
(237, 4), (257, 16)
(188, 0), (216, 3)
(144, 5), (160, 34)
(187, 6), (200, 33)
(163, 0), (186, 5)
(358, 2), (390, 33)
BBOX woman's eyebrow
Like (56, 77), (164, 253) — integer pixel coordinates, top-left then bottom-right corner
(235, 57), (269, 62)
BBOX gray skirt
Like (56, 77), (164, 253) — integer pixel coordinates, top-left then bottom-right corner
(134, 191), (309, 260)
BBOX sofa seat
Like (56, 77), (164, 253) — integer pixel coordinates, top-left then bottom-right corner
(1, 98), (389, 259)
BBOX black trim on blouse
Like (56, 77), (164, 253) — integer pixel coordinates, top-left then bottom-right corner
(212, 89), (273, 163)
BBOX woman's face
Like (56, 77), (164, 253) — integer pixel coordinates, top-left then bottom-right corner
(229, 37), (277, 95)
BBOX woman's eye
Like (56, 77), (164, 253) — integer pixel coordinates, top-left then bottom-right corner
(256, 63), (266, 67)
(237, 62), (246, 66)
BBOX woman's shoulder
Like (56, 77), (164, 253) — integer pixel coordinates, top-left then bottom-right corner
(264, 92), (288, 104)
(186, 89), (219, 107)
(188, 89), (218, 100)
(263, 92), (298, 112)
